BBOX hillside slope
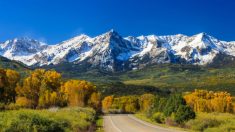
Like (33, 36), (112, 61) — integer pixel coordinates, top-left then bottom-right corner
(60, 64), (235, 96)
(0, 56), (30, 76)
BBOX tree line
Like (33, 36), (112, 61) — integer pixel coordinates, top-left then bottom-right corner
(102, 94), (196, 124)
(0, 69), (100, 110)
(102, 90), (235, 125)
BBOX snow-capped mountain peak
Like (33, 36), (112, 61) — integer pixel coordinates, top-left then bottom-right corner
(0, 37), (47, 65)
(1, 30), (235, 71)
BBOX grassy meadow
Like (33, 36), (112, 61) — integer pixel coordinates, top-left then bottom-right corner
(0, 107), (96, 132)
(186, 112), (235, 132)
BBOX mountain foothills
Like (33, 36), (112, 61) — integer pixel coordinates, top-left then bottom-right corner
(1, 30), (235, 72)
(0, 56), (29, 71)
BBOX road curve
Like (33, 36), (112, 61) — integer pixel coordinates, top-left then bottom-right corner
(104, 114), (183, 132)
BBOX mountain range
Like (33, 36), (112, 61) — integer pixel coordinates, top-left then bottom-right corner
(1, 30), (235, 72)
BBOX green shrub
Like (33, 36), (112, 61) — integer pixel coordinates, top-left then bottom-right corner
(154, 98), (167, 113)
(175, 105), (195, 124)
(152, 112), (165, 123)
(5, 113), (67, 132)
(163, 94), (186, 117)
(0, 107), (96, 132)
(95, 116), (104, 132)
(152, 94), (195, 124)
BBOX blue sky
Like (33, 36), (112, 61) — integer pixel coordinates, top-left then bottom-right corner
(0, 0), (235, 44)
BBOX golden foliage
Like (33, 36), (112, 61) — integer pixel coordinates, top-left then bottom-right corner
(60, 80), (97, 107)
(0, 69), (20, 103)
(101, 95), (139, 113)
(102, 95), (114, 112)
(16, 97), (32, 108)
(139, 94), (155, 112)
(184, 89), (234, 113)
(0, 68), (100, 109)
(89, 92), (101, 110)
(6, 69), (20, 85)
(16, 69), (62, 108)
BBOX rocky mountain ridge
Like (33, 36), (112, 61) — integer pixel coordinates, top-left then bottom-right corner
(1, 30), (235, 71)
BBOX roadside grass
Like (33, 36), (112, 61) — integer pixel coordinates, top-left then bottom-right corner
(95, 116), (104, 132)
(135, 113), (164, 126)
(136, 112), (235, 132)
(186, 112), (235, 132)
(134, 113), (186, 131)
(0, 107), (96, 132)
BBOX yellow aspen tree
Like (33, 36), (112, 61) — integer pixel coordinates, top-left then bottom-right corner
(61, 80), (96, 107)
(102, 95), (114, 112)
(89, 92), (101, 110)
